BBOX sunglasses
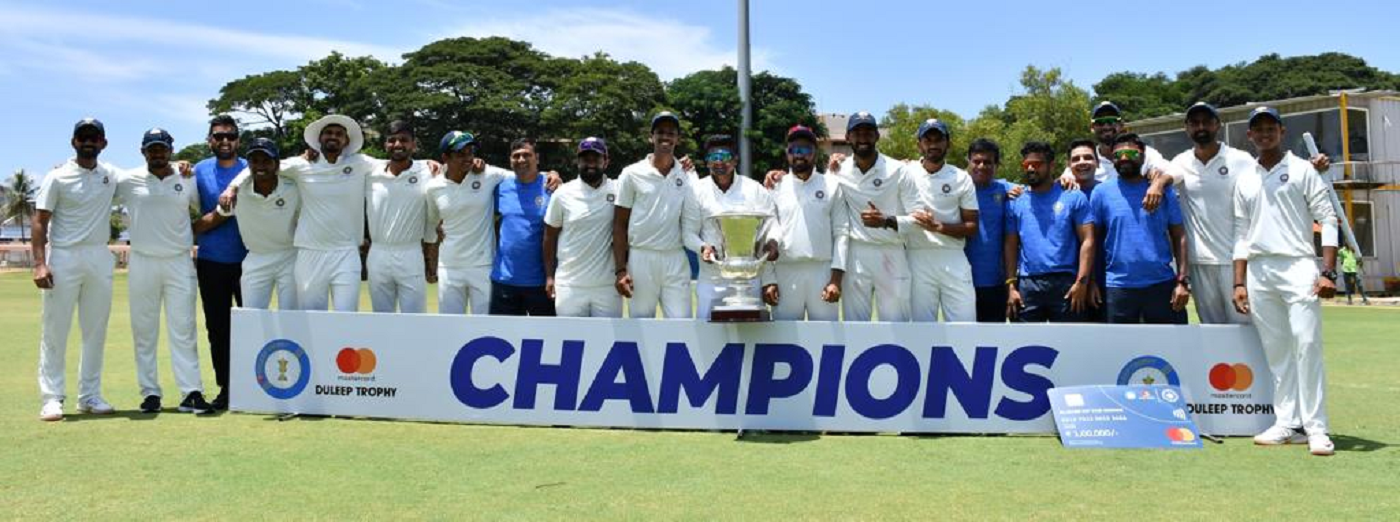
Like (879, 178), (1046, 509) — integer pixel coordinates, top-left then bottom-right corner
(1112, 149), (1142, 160)
(209, 132), (239, 142)
(787, 145), (815, 156)
(706, 150), (734, 163)
(1092, 116), (1122, 126)
(1020, 160), (1046, 170)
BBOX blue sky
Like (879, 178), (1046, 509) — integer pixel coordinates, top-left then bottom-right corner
(3, 0), (1398, 182)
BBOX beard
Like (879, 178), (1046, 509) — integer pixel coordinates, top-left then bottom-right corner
(1115, 160), (1143, 178)
(75, 146), (100, 160)
(580, 167), (605, 184)
(1191, 130), (1215, 145)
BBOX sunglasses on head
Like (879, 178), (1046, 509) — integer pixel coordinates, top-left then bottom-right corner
(209, 132), (239, 142)
(1092, 116), (1121, 126)
(787, 145), (814, 156)
(1112, 148), (1142, 160)
(706, 150), (734, 163)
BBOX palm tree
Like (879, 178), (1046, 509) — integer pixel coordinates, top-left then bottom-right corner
(5, 170), (36, 242)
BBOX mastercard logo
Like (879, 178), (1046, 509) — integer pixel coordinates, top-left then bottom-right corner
(1208, 363), (1254, 391)
(1165, 427), (1196, 443)
(336, 347), (377, 374)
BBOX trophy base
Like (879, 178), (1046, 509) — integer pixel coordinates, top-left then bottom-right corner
(709, 307), (771, 323)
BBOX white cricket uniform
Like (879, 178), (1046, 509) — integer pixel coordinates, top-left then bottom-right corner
(1170, 143), (1256, 324)
(1063, 145), (1171, 183)
(115, 168), (203, 399)
(427, 166), (512, 314)
(1233, 151), (1338, 436)
(544, 177), (621, 317)
(279, 155), (377, 311)
(233, 175), (299, 310)
(691, 174), (777, 320)
(615, 156), (704, 318)
(833, 154), (911, 322)
(367, 161), (436, 313)
(896, 162), (978, 322)
(35, 159), (117, 403)
(770, 171), (848, 321)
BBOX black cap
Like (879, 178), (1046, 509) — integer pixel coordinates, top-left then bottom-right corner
(1091, 101), (1121, 118)
(1185, 102), (1219, 122)
(246, 137), (280, 159)
(1247, 106), (1282, 127)
(140, 128), (174, 150)
(73, 118), (105, 137)
(847, 111), (878, 132)
(650, 111), (681, 130)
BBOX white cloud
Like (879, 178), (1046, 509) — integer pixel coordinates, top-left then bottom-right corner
(3, 37), (164, 81)
(451, 8), (776, 80)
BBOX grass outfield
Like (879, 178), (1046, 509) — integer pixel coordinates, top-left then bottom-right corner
(0, 271), (1396, 520)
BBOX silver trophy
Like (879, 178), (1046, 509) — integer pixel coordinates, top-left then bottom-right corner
(709, 211), (772, 322)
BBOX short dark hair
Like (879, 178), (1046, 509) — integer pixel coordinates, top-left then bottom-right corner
(1020, 141), (1054, 162)
(1113, 133), (1147, 152)
(510, 137), (537, 152)
(703, 134), (736, 152)
(967, 138), (1001, 164)
(208, 114), (238, 135)
(386, 120), (414, 137)
(1067, 138), (1098, 158)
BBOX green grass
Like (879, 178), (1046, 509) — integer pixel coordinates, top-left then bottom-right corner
(0, 271), (1396, 520)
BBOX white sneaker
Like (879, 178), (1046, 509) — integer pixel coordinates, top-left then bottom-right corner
(76, 396), (115, 414)
(1253, 425), (1306, 445)
(39, 400), (63, 421)
(1309, 434), (1336, 456)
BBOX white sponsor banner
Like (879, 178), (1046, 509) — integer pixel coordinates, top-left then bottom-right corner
(231, 310), (1275, 435)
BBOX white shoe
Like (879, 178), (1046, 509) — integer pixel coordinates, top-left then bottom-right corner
(39, 400), (63, 421)
(1309, 434), (1336, 456)
(1253, 425), (1306, 446)
(76, 396), (115, 414)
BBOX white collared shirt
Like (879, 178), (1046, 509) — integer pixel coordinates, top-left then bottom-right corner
(1170, 143), (1257, 265)
(426, 165), (512, 269)
(35, 159), (119, 248)
(1233, 152), (1338, 260)
(896, 162), (978, 250)
(234, 174), (299, 254)
(369, 161), (437, 247)
(115, 168), (199, 257)
(614, 155), (703, 252)
(275, 154), (379, 251)
(833, 154), (907, 246)
(771, 171), (848, 269)
(544, 177), (617, 288)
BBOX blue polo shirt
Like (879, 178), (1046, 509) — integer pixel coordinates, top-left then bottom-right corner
(1081, 182), (1107, 290)
(194, 157), (248, 264)
(1006, 185), (1091, 277)
(965, 179), (1014, 287)
(1089, 178), (1182, 289)
(491, 175), (549, 286)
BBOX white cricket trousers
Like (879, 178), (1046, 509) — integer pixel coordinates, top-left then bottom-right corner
(241, 250), (297, 310)
(368, 243), (426, 313)
(1191, 264), (1249, 324)
(1247, 255), (1329, 435)
(438, 265), (491, 314)
(842, 242), (910, 322)
(771, 260), (838, 321)
(555, 285), (623, 318)
(295, 248), (361, 312)
(627, 248), (692, 318)
(37, 245), (113, 403)
(128, 251), (203, 398)
(906, 248), (976, 322)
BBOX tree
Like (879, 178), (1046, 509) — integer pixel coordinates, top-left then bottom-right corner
(538, 53), (668, 176)
(1091, 72), (1184, 119)
(207, 69), (304, 137)
(4, 169), (35, 241)
(174, 143), (211, 164)
(667, 67), (826, 178)
(877, 104), (967, 165)
(972, 66), (1092, 180)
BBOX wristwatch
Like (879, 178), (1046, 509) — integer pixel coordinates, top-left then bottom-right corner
(1176, 275), (1190, 290)
(1320, 269), (1338, 282)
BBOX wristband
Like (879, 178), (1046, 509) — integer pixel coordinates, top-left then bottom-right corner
(615, 268), (628, 276)
(215, 205), (233, 217)
(1005, 277), (1018, 287)
(1233, 283), (1245, 289)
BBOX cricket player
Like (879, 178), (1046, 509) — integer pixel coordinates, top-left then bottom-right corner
(612, 111), (705, 318)
(117, 128), (211, 414)
(427, 131), (509, 314)
(768, 125), (847, 321)
(1061, 101), (1173, 184)
(896, 119), (978, 322)
(1003, 141), (1095, 323)
(1066, 139), (1108, 320)
(544, 137), (621, 317)
(1090, 134), (1190, 324)
(32, 118), (119, 421)
(964, 138), (1015, 323)
(831, 111), (911, 322)
(367, 121), (437, 313)
(1232, 106), (1339, 456)
(191, 114), (246, 410)
(691, 134), (778, 320)
(220, 138), (299, 310)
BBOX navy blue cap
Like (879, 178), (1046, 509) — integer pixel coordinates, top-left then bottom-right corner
(577, 136), (608, 156)
(140, 128), (174, 150)
(438, 131), (476, 154)
(786, 125), (818, 143)
(1248, 106), (1282, 126)
(1185, 102), (1219, 122)
(916, 118), (950, 139)
(650, 111), (680, 130)
(1091, 101), (1121, 118)
(246, 137), (280, 159)
(73, 118), (105, 136)
(847, 111), (878, 132)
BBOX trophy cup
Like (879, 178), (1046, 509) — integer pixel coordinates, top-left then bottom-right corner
(708, 211), (772, 322)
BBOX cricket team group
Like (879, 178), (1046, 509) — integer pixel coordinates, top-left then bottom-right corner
(32, 100), (1341, 455)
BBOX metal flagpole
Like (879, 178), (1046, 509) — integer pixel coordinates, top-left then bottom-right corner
(737, 0), (753, 180)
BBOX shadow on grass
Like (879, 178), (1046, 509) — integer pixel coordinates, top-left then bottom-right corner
(62, 410), (159, 422)
(1334, 434), (1391, 452)
(735, 431), (821, 444)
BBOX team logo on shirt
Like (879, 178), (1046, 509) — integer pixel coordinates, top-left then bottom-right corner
(1053, 201), (1064, 214)
(409, 176), (419, 184)
(174, 183), (183, 192)
(1279, 173), (1289, 183)
(941, 184), (951, 194)
(675, 177), (684, 187)
(873, 178), (883, 187)
(342, 166), (353, 174)
(102, 176), (109, 184)
(471, 180), (482, 190)
(1218, 166), (1229, 176)
(992, 193), (1003, 203)
(815, 190), (825, 200)
(606, 194), (616, 203)
(535, 196), (544, 206)
(275, 198), (286, 207)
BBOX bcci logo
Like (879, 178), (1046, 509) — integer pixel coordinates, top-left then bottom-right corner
(1117, 355), (1180, 387)
(103, 176), (110, 185)
(815, 190), (825, 200)
(342, 166), (353, 175)
(1279, 173), (1290, 183)
(1053, 201), (1065, 215)
(174, 183), (183, 192)
(606, 194), (615, 203)
(1218, 166), (1229, 176)
(409, 176), (418, 184)
(534, 196), (544, 207)
(993, 193), (1003, 203)
(275, 198), (286, 207)
(675, 177), (684, 187)
(941, 184), (951, 194)
(255, 339), (311, 399)
(873, 178), (883, 187)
